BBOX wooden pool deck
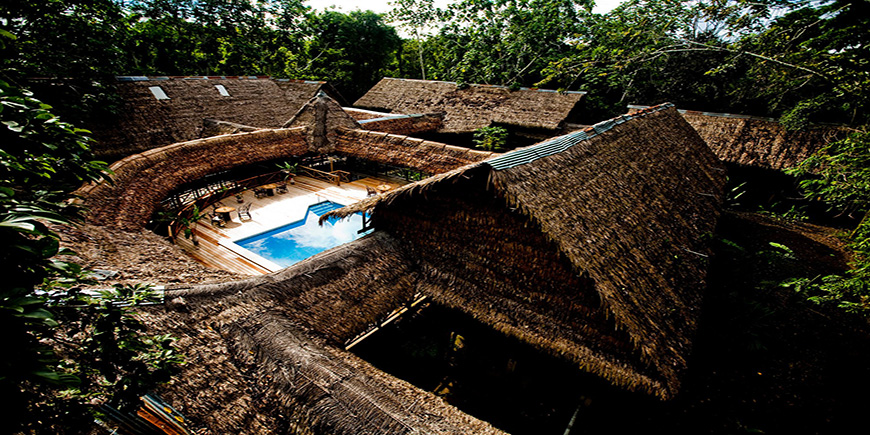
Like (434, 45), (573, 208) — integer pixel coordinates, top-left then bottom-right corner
(174, 175), (403, 276)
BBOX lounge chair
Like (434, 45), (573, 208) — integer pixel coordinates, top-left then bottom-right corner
(238, 203), (253, 221)
(209, 213), (225, 228)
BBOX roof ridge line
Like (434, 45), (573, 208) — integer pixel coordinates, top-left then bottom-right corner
(627, 104), (776, 122)
(486, 103), (675, 171)
(379, 77), (587, 95)
(358, 113), (426, 124)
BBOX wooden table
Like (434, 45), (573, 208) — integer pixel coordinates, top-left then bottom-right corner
(215, 206), (236, 222)
(261, 183), (278, 196)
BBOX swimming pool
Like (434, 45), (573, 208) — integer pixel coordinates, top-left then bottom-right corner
(234, 201), (370, 268)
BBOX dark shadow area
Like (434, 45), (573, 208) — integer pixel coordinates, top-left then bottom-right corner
(353, 212), (870, 434)
(351, 303), (652, 435)
(409, 128), (546, 152)
(644, 211), (868, 434)
(724, 163), (861, 228)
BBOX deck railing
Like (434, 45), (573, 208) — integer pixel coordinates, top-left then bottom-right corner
(167, 171), (286, 240)
(298, 165), (351, 185)
(167, 167), (357, 240)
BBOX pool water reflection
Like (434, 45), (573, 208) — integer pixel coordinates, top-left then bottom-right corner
(235, 201), (370, 268)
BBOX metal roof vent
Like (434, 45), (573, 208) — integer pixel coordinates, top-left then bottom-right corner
(215, 84), (230, 97)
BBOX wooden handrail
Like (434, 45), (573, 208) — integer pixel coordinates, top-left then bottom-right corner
(167, 168), (353, 240)
(167, 171), (287, 240)
(299, 165), (350, 186)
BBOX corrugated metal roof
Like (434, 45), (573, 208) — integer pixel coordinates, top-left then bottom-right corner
(486, 103), (674, 171)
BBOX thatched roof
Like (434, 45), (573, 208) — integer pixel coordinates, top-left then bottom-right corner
(78, 128), (310, 230)
(143, 232), (506, 434)
(354, 78), (586, 133)
(325, 104), (727, 398)
(79, 101), (725, 432)
(200, 118), (262, 137)
(89, 77), (339, 159)
(283, 91), (361, 153)
(357, 113), (444, 136)
(333, 128), (496, 175)
(78, 90), (497, 231)
(343, 107), (395, 120)
(628, 105), (849, 170)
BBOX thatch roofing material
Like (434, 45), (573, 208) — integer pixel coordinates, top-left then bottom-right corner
(275, 78), (347, 106)
(78, 128), (309, 230)
(147, 232), (505, 434)
(200, 118), (262, 137)
(79, 95), (491, 232)
(334, 128), (496, 175)
(354, 78), (585, 133)
(362, 170), (666, 396)
(91, 77), (332, 158)
(357, 113), (443, 136)
(343, 107), (395, 120)
(490, 106), (725, 396)
(628, 105), (848, 170)
(326, 104), (726, 398)
(283, 91), (361, 153)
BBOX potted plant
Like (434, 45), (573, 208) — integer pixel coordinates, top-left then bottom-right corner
(180, 205), (206, 246)
(277, 161), (298, 185)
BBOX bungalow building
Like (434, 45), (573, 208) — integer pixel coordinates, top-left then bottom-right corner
(76, 98), (726, 433)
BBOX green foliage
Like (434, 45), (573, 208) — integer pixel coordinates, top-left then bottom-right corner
(398, 168), (426, 181)
(531, 0), (870, 124)
(732, 0), (870, 127)
(0, 0), (131, 125)
(31, 284), (183, 432)
(429, 0), (590, 86)
(277, 161), (298, 173)
(289, 10), (401, 100)
(126, 0), (308, 76)
(0, 80), (111, 192)
(788, 130), (870, 218)
(0, 81), (181, 432)
(180, 204), (206, 240)
(3, 0), (868, 128)
(473, 126), (508, 151)
(786, 129), (870, 315)
(0, 0), (129, 79)
(388, 0), (448, 80)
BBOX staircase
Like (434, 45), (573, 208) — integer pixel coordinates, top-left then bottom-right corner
(308, 201), (343, 216)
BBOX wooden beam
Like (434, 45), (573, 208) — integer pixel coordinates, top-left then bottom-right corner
(345, 294), (428, 350)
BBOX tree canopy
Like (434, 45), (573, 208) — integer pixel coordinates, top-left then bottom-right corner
(1, 0), (865, 125)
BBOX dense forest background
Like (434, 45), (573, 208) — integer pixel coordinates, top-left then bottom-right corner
(1, 0), (868, 127)
(1, 0), (869, 433)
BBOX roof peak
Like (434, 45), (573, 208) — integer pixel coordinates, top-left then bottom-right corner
(486, 103), (675, 171)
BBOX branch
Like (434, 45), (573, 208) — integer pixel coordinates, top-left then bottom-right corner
(678, 39), (829, 81)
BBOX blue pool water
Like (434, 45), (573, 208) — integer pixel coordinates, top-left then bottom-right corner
(236, 201), (370, 268)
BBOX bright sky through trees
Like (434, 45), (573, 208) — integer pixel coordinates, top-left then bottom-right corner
(305, 0), (627, 15)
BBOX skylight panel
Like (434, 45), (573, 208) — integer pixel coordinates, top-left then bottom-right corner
(149, 86), (170, 100)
